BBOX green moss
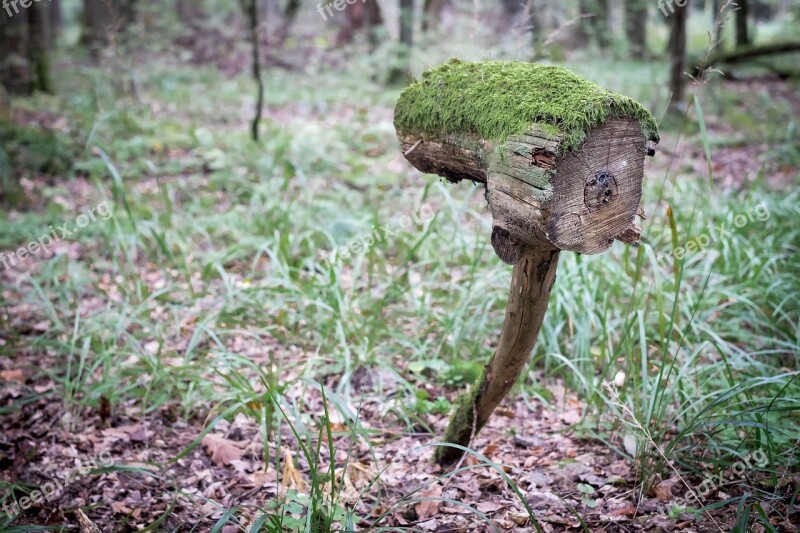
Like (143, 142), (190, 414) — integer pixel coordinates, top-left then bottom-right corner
(434, 364), (488, 465)
(394, 59), (660, 152)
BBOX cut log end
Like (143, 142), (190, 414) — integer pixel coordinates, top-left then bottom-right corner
(542, 118), (647, 255)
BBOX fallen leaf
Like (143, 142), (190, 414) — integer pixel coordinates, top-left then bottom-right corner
(201, 434), (243, 467)
(475, 501), (505, 514)
(654, 478), (678, 501)
(611, 503), (637, 516)
(0, 369), (24, 383)
(560, 409), (582, 425)
(483, 442), (499, 456)
(280, 446), (305, 492)
(414, 484), (442, 520)
(111, 501), (133, 514)
(508, 511), (529, 525)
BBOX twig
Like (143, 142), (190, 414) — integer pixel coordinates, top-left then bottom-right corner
(404, 139), (423, 157)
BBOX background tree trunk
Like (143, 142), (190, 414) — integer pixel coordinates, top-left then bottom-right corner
(276, 0), (300, 44)
(625, 0), (647, 59)
(388, 0), (414, 84)
(46, 0), (62, 49)
(751, 0), (773, 20)
(28, 1), (53, 93)
(81, 0), (114, 54)
(242, 0), (265, 141)
(501, 0), (522, 21)
(176, 0), (203, 21)
(736, 0), (750, 46)
(422, 0), (447, 33)
(577, 0), (610, 49)
(335, 0), (384, 46)
(574, 0), (590, 47)
(669, 0), (689, 110)
(364, 0), (383, 50)
(592, 0), (611, 49)
(80, 0), (137, 52)
(0, 0), (53, 94)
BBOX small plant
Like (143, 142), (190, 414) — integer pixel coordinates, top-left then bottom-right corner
(577, 483), (598, 508)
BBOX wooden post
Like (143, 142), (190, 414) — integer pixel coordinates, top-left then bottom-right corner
(393, 60), (658, 465)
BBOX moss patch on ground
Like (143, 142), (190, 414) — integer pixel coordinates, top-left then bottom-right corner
(394, 60), (660, 152)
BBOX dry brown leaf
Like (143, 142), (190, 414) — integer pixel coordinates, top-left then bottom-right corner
(611, 503), (637, 516)
(654, 478), (678, 501)
(201, 434), (244, 467)
(508, 511), (529, 525)
(482, 442), (499, 456)
(414, 484), (442, 520)
(0, 369), (24, 383)
(560, 409), (582, 425)
(280, 446), (305, 492)
(475, 501), (505, 514)
(111, 501), (133, 514)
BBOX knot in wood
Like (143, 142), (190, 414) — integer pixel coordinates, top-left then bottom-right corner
(584, 170), (618, 209)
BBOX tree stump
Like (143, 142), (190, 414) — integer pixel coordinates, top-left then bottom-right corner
(394, 60), (658, 466)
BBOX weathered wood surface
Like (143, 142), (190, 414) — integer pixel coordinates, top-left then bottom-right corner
(399, 118), (649, 261)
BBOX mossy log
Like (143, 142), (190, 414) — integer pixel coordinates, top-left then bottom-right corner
(395, 60), (658, 259)
(393, 60), (658, 466)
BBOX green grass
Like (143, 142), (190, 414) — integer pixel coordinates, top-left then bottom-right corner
(2, 9), (799, 530)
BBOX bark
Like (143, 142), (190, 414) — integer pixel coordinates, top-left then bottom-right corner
(694, 41), (800, 76)
(711, 40), (800, 63)
(80, 0), (114, 53)
(735, 0), (750, 47)
(80, 0), (137, 52)
(592, 0), (610, 49)
(574, 0), (590, 47)
(422, 0), (447, 32)
(335, 0), (384, 46)
(244, 0), (265, 141)
(46, 0), (62, 49)
(0, 0), (53, 94)
(120, 0), (137, 26)
(434, 250), (559, 465)
(625, 0), (648, 60)
(399, 0), (414, 48)
(751, 0), (772, 21)
(524, 0), (543, 54)
(276, 0), (301, 44)
(577, 0), (610, 49)
(176, 0), (203, 21)
(364, 0), (382, 50)
(398, 118), (648, 256)
(668, 0), (689, 110)
(28, 1), (52, 92)
(501, 0), (523, 20)
(388, 0), (414, 85)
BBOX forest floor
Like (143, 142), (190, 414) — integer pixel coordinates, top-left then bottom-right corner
(1, 41), (800, 532)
